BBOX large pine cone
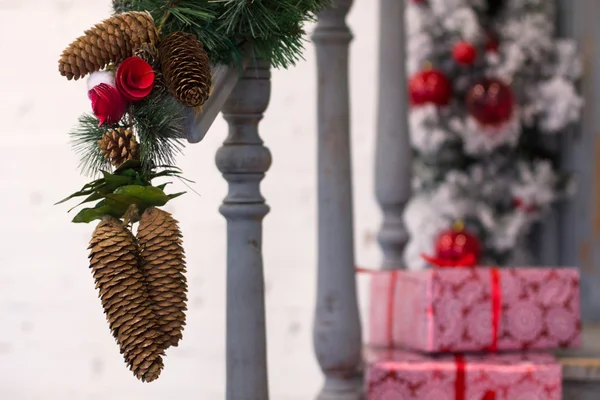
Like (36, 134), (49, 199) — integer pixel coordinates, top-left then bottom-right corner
(59, 11), (159, 80)
(137, 207), (188, 350)
(89, 216), (164, 382)
(98, 127), (140, 167)
(158, 32), (212, 108)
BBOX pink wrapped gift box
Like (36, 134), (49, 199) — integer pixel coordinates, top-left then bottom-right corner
(367, 267), (581, 353)
(365, 348), (562, 400)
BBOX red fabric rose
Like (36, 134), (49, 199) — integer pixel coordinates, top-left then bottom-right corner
(115, 57), (155, 101)
(88, 83), (127, 126)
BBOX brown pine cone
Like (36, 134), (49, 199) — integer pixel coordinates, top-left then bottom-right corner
(59, 11), (159, 80)
(89, 216), (164, 382)
(134, 43), (166, 94)
(98, 127), (140, 167)
(159, 32), (212, 108)
(136, 207), (188, 350)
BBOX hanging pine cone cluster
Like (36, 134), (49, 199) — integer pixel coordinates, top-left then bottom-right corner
(87, 209), (187, 382)
(59, 11), (159, 80)
(159, 32), (212, 108)
(58, 4), (208, 385)
(98, 127), (140, 167)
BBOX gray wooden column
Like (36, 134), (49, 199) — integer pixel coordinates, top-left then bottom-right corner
(216, 59), (272, 400)
(312, 1), (363, 399)
(375, 0), (411, 270)
(555, 0), (600, 322)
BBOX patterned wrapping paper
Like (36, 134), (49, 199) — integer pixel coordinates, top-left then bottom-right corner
(365, 348), (562, 400)
(367, 267), (581, 353)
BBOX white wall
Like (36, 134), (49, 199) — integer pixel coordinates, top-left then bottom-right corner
(0, 1), (382, 399)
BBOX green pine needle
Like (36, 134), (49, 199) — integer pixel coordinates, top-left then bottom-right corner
(117, 0), (332, 69)
(131, 91), (187, 172)
(69, 114), (113, 177)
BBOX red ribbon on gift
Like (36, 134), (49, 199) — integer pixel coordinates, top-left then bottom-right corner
(488, 268), (501, 352)
(356, 267), (400, 347)
(455, 354), (466, 400)
(482, 390), (497, 400)
(455, 354), (497, 400)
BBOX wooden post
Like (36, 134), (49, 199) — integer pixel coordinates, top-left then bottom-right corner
(216, 59), (272, 400)
(374, 0), (411, 270)
(555, 0), (600, 321)
(312, 1), (363, 399)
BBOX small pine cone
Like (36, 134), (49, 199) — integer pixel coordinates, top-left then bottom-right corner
(89, 216), (164, 382)
(159, 32), (212, 108)
(59, 11), (159, 80)
(134, 43), (160, 68)
(98, 127), (140, 167)
(137, 207), (187, 350)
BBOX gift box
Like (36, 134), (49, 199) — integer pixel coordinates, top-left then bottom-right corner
(367, 267), (581, 352)
(365, 348), (562, 400)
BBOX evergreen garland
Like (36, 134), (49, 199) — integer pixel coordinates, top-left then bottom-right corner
(117, 0), (331, 68)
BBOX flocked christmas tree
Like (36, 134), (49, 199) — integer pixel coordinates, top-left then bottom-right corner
(402, 0), (583, 269)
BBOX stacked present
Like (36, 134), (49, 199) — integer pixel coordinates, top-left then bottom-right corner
(363, 229), (581, 399)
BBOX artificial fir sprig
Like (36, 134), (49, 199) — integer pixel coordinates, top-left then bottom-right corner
(69, 114), (114, 175)
(116, 0), (331, 68)
(131, 91), (188, 171)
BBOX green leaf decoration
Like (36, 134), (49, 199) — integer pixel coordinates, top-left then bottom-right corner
(72, 201), (122, 223)
(60, 163), (189, 223)
(168, 192), (186, 201)
(104, 194), (141, 215)
(67, 191), (107, 213)
(101, 171), (136, 190)
(112, 185), (173, 207)
(114, 160), (142, 173)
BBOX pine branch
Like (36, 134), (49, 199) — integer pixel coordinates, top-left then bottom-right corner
(119, 0), (331, 68)
(69, 114), (113, 176)
(131, 91), (187, 172)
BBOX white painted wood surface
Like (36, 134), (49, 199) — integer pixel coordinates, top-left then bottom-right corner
(312, 1), (363, 399)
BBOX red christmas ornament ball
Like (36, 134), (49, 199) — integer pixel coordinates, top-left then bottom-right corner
(466, 77), (515, 126)
(409, 69), (453, 106)
(435, 226), (481, 263)
(452, 41), (477, 66)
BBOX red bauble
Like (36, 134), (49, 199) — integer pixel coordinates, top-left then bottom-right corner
(466, 77), (515, 126)
(434, 226), (481, 265)
(452, 41), (477, 66)
(409, 69), (453, 106)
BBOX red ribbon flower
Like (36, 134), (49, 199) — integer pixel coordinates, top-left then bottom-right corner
(88, 83), (127, 126)
(115, 57), (155, 101)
